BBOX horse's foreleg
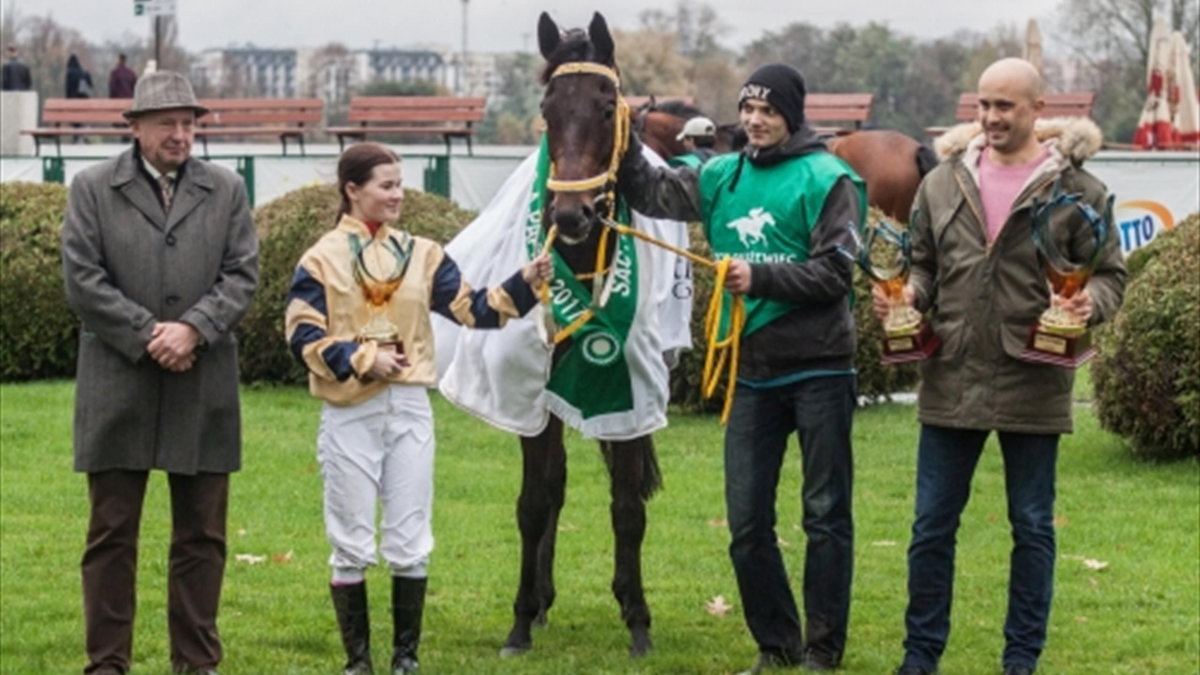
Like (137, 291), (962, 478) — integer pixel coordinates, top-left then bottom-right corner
(604, 437), (657, 657)
(501, 417), (566, 657)
(534, 438), (566, 627)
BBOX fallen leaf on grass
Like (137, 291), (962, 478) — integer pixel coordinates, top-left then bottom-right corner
(986, 513), (999, 523)
(1053, 515), (1069, 528)
(557, 522), (578, 532)
(237, 528), (247, 536)
(1062, 554), (1108, 571)
(708, 517), (727, 528)
(871, 540), (898, 547)
(705, 595), (733, 617)
(776, 536), (791, 548)
(1075, 615), (1089, 623)
(234, 553), (266, 565)
(272, 550), (294, 564)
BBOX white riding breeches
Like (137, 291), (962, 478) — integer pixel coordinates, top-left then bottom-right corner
(318, 383), (435, 577)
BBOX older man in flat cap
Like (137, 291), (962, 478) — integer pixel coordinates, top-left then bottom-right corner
(62, 70), (258, 675)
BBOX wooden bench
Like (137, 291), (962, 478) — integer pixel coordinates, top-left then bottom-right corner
(328, 96), (487, 155)
(22, 97), (324, 156)
(196, 98), (323, 156)
(926, 92), (1095, 136)
(805, 93), (874, 136)
(21, 99), (130, 156)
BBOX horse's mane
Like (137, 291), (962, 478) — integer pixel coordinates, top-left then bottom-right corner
(540, 29), (613, 84)
(650, 100), (704, 120)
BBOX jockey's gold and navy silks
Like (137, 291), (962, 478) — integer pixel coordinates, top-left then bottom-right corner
(285, 214), (536, 406)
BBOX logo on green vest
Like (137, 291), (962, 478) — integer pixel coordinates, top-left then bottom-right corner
(728, 207), (776, 247)
(581, 331), (621, 366)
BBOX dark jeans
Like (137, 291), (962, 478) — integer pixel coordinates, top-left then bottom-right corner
(724, 375), (856, 664)
(82, 470), (229, 674)
(901, 425), (1059, 672)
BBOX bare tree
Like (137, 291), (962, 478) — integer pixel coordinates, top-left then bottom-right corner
(1055, 0), (1198, 142)
(1057, 0), (1199, 66)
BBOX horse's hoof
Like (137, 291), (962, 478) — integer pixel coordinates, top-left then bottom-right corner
(629, 634), (653, 658)
(499, 644), (530, 659)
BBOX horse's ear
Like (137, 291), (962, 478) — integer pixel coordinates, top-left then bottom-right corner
(538, 12), (561, 60)
(588, 12), (614, 66)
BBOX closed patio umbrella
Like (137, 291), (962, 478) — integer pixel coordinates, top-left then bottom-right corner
(1167, 30), (1200, 149)
(1024, 19), (1043, 74)
(1133, 16), (1174, 149)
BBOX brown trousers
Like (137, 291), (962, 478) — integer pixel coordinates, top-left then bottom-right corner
(81, 470), (228, 674)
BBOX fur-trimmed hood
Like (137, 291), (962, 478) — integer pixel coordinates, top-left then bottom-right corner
(934, 117), (1103, 164)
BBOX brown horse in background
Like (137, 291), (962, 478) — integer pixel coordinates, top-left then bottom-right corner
(634, 102), (938, 223)
(826, 130), (938, 223)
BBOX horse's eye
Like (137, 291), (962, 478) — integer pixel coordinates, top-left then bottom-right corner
(604, 107), (614, 120)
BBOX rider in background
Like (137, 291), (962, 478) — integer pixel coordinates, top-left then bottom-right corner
(616, 63), (865, 673)
(668, 115), (720, 168)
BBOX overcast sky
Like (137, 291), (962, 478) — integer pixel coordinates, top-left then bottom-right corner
(20, 0), (1061, 54)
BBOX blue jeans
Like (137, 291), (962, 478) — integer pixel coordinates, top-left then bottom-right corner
(724, 375), (856, 663)
(902, 424), (1059, 671)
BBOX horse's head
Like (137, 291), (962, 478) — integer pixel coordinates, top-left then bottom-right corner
(538, 11), (625, 245)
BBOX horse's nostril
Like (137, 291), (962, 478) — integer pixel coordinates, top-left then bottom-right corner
(580, 204), (595, 221)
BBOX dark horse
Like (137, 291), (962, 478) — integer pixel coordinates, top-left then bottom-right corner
(500, 11), (660, 658)
(635, 103), (938, 223)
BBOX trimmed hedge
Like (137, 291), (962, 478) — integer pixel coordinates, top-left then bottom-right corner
(0, 183), (77, 381)
(0, 179), (919, 408)
(1092, 214), (1199, 459)
(238, 184), (476, 384)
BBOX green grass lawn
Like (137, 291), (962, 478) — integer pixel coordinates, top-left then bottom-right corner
(1, 381), (1197, 674)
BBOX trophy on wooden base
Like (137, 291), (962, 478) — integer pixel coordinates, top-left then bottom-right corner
(351, 232), (413, 355)
(856, 220), (941, 365)
(1017, 187), (1112, 368)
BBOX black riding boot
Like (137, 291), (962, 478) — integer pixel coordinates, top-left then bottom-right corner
(391, 576), (427, 675)
(331, 582), (373, 675)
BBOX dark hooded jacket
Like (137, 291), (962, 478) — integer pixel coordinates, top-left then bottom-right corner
(66, 54), (93, 99)
(617, 125), (865, 381)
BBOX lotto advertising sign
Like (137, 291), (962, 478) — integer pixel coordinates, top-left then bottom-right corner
(1088, 152), (1200, 256)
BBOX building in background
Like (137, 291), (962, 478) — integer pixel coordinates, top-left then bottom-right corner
(191, 45), (499, 118)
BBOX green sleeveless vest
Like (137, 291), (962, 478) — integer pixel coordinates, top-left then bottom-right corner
(699, 151), (865, 337)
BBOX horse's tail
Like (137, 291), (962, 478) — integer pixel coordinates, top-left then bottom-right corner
(601, 439), (663, 501)
(915, 144), (939, 177)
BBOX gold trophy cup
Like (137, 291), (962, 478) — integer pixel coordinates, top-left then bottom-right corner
(856, 220), (941, 364)
(351, 233), (413, 353)
(1017, 189), (1111, 368)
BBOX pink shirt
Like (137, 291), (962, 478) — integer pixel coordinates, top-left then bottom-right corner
(977, 147), (1048, 243)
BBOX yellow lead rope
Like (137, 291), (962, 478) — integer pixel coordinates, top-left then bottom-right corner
(606, 221), (744, 424)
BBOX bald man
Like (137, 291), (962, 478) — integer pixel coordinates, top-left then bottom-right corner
(883, 58), (1126, 675)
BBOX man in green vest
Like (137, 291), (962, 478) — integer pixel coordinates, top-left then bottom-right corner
(617, 63), (865, 673)
(668, 115), (719, 169)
